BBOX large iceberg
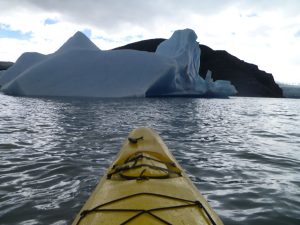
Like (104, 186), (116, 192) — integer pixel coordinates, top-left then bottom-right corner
(155, 29), (204, 94)
(0, 29), (237, 97)
(0, 52), (46, 87)
(205, 70), (238, 97)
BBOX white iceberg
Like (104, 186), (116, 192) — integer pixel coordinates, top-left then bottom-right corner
(1, 29), (237, 98)
(0, 70), (4, 79)
(0, 31), (99, 88)
(55, 31), (100, 53)
(0, 52), (46, 87)
(205, 70), (237, 97)
(155, 29), (206, 95)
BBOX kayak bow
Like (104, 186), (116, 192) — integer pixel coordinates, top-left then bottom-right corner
(72, 127), (223, 225)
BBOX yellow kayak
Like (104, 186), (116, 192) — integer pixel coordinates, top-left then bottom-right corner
(72, 127), (223, 225)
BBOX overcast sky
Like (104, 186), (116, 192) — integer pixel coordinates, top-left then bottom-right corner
(0, 0), (300, 84)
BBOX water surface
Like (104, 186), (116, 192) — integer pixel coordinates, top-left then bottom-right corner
(0, 94), (299, 225)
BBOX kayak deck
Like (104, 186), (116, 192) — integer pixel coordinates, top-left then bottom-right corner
(72, 127), (223, 225)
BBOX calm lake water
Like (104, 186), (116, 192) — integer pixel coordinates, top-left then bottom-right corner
(0, 93), (299, 225)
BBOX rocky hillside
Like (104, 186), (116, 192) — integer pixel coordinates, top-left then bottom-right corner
(115, 39), (283, 98)
(0, 61), (14, 71)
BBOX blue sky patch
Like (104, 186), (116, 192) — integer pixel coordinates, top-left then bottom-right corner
(0, 24), (32, 40)
(295, 30), (300, 37)
(123, 35), (143, 43)
(95, 35), (116, 43)
(81, 29), (92, 38)
(246, 13), (258, 17)
(44, 18), (58, 25)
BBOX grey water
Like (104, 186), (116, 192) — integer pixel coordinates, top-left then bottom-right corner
(0, 93), (299, 225)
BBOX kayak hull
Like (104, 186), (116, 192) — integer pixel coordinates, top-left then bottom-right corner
(72, 127), (223, 225)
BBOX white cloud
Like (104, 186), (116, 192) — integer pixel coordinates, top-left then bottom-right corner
(0, 0), (300, 83)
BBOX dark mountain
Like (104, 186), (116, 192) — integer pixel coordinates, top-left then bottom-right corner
(115, 39), (283, 98)
(0, 61), (14, 71)
(115, 38), (165, 52)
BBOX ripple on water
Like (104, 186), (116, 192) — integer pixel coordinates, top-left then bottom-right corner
(0, 143), (24, 149)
